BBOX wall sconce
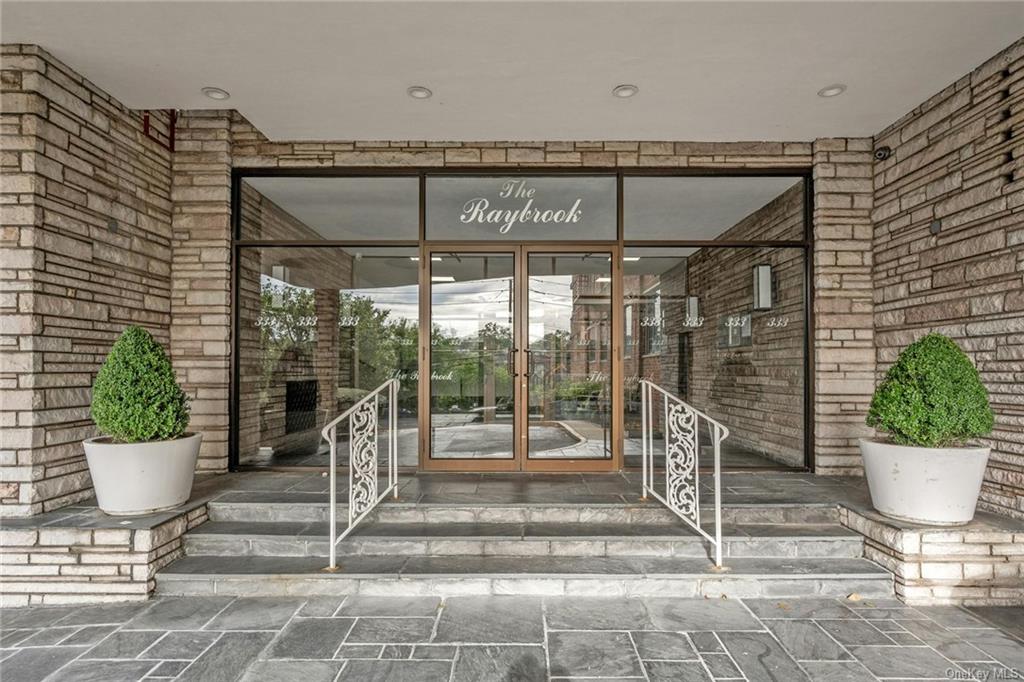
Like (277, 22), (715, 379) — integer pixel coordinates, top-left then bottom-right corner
(753, 264), (773, 311)
(685, 296), (700, 320)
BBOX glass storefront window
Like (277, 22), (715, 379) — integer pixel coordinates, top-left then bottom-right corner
(237, 246), (419, 467)
(622, 246), (805, 470)
(426, 176), (617, 241)
(624, 176), (805, 241)
(239, 177), (419, 241)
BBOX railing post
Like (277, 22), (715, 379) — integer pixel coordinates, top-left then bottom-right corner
(391, 380), (398, 499)
(328, 426), (337, 571)
(640, 381), (648, 500)
(714, 424), (723, 568)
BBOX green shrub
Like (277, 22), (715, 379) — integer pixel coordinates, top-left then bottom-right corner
(866, 333), (993, 448)
(90, 326), (190, 443)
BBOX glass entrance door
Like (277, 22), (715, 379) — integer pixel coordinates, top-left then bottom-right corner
(423, 246), (618, 471)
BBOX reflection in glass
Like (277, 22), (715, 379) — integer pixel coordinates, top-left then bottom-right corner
(624, 176), (805, 241)
(429, 254), (515, 459)
(237, 247), (419, 467)
(622, 247), (805, 469)
(527, 253), (612, 460)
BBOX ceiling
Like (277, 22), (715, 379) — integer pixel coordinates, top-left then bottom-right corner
(3, 1), (1021, 141)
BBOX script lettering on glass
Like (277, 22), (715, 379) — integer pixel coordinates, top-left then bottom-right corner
(459, 179), (583, 235)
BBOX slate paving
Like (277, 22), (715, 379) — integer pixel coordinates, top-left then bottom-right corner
(0, 595), (1020, 681)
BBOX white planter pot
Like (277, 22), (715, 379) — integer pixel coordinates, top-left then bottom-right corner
(859, 438), (989, 526)
(83, 433), (201, 516)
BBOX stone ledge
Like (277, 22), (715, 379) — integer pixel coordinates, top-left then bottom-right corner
(838, 504), (1024, 606)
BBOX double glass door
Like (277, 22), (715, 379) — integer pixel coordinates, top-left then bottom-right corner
(423, 246), (617, 471)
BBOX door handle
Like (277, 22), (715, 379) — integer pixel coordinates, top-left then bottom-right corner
(507, 347), (517, 377)
(523, 349), (532, 377)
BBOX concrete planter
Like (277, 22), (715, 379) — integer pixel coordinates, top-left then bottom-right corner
(859, 438), (989, 526)
(83, 433), (201, 516)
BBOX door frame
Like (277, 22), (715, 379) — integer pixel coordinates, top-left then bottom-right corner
(418, 242), (622, 472)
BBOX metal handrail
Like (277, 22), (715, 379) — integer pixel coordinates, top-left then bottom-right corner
(321, 378), (400, 570)
(639, 379), (729, 567)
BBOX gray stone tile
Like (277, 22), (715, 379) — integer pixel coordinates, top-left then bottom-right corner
(545, 597), (652, 631)
(148, 660), (189, 678)
(0, 607), (77, 630)
(52, 602), (151, 627)
(967, 606), (1024, 640)
(689, 632), (724, 652)
(337, 596), (440, 617)
(57, 625), (118, 647)
(435, 597), (543, 644)
(141, 630), (220, 660)
(917, 606), (993, 629)
(744, 598), (856, 620)
(959, 631), (1024, 669)
(240, 660), (344, 681)
(548, 631), (643, 677)
(15, 627), (81, 647)
(335, 644), (382, 659)
(381, 644), (413, 658)
(0, 629), (38, 647)
(644, 599), (760, 632)
(412, 644), (456, 660)
(84, 630), (165, 659)
(205, 598), (303, 631)
(49, 659), (157, 681)
(297, 598), (343, 617)
(800, 660), (876, 681)
(178, 631), (274, 682)
(125, 597), (234, 630)
(765, 620), (851, 661)
(718, 632), (809, 682)
(346, 618), (434, 644)
(266, 617), (354, 659)
(450, 645), (546, 682)
(633, 631), (697, 660)
(0, 646), (86, 682)
(817, 619), (893, 646)
(336, 658), (452, 681)
(700, 652), (741, 678)
(850, 645), (962, 678)
(644, 660), (713, 681)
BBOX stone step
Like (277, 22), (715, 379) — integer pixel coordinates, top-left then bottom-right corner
(156, 554), (893, 599)
(206, 494), (839, 526)
(183, 521), (864, 559)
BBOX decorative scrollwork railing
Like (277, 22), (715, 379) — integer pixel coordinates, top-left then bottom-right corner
(321, 379), (399, 570)
(639, 380), (729, 567)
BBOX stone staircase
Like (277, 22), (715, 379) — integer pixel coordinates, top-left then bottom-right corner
(156, 495), (895, 598)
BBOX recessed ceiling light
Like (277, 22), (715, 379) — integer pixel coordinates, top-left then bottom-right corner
(407, 86), (433, 100)
(596, 277), (612, 283)
(612, 84), (639, 99)
(431, 275), (455, 283)
(817, 84), (846, 98)
(201, 86), (230, 101)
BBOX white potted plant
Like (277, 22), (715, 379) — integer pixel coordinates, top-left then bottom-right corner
(84, 326), (201, 515)
(860, 333), (994, 525)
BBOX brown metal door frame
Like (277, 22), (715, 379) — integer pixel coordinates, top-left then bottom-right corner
(419, 242), (622, 473)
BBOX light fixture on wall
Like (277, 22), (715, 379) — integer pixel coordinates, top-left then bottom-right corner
(753, 264), (773, 311)
(686, 296), (700, 320)
(201, 86), (230, 101)
(407, 86), (433, 99)
(612, 84), (639, 98)
(817, 84), (846, 98)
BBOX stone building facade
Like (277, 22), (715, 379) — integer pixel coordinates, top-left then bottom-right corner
(2, 38), (1022, 522)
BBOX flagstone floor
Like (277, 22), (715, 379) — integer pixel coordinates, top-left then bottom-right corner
(1, 595), (1021, 681)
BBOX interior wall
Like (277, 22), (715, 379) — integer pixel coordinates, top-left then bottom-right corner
(872, 37), (1024, 519)
(0, 45), (174, 517)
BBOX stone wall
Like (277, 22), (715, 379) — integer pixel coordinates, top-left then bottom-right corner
(0, 45), (174, 517)
(872, 37), (1024, 518)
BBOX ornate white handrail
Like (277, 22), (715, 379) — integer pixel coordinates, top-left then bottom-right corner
(321, 378), (400, 570)
(639, 380), (729, 568)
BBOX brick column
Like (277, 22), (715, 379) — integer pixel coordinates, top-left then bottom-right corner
(812, 138), (877, 474)
(171, 111), (233, 473)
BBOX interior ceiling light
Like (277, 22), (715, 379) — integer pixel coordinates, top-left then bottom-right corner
(612, 84), (639, 99)
(817, 84), (846, 98)
(407, 86), (433, 99)
(431, 275), (455, 283)
(201, 86), (230, 101)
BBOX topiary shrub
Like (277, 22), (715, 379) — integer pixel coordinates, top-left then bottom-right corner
(867, 333), (993, 448)
(90, 326), (190, 443)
